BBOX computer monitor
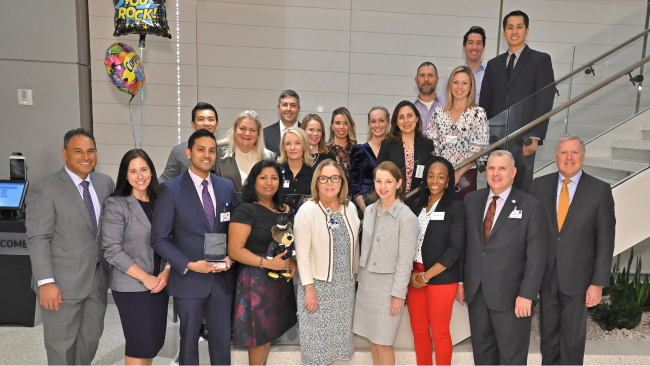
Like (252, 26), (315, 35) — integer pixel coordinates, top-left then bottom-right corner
(0, 180), (29, 210)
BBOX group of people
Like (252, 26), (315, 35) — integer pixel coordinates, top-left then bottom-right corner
(24, 9), (616, 366)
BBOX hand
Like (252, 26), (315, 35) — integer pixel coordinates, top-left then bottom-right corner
(287, 261), (297, 282)
(39, 283), (62, 311)
(585, 285), (603, 307)
(211, 256), (232, 273)
(522, 139), (539, 156)
(265, 251), (291, 271)
(304, 286), (318, 312)
(141, 273), (159, 291)
(151, 267), (170, 293)
(409, 272), (425, 289)
(515, 296), (532, 318)
(390, 296), (404, 316)
(454, 170), (464, 186)
(415, 272), (428, 287)
(188, 260), (218, 274)
(455, 283), (465, 305)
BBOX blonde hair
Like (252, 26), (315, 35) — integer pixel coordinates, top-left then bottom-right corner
(310, 159), (349, 205)
(443, 66), (478, 112)
(327, 107), (357, 152)
(367, 106), (390, 142)
(277, 127), (315, 166)
(218, 110), (274, 160)
(301, 114), (328, 154)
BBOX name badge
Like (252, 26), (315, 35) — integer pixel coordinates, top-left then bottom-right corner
(415, 165), (425, 178)
(283, 180), (290, 188)
(509, 210), (523, 219)
(446, 135), (459, 144)
(430, 212), (445, 221)
(220, 212), (230, 222)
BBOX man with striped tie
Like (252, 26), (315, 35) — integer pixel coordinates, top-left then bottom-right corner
(530, 135), (616, 365)
(461, 149), (547, 365)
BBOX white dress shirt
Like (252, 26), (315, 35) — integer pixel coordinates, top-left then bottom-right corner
(556, 170), (582, 211)
(506, 45), (526, 68)
(188, 167), (217, 216)
(483, 185), (513, 231)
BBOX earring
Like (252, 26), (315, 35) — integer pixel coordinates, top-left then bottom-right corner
(446, 183), (448, 188)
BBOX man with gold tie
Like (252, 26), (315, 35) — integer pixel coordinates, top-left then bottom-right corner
(530, 134), (616, 365)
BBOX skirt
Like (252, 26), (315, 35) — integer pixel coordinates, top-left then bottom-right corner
(232, 265), (298, 347)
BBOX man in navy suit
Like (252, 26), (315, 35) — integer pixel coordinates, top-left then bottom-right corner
(151, 129), (238, 365)
(480, 10), (555, 193)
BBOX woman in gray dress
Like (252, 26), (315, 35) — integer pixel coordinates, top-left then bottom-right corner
(353, 161), (418, 365)
(294, 160), (361, 365)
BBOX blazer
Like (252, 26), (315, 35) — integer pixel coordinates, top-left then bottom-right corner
(360, 200), (418, 299)
(349, 143), (377, 197)
(214, 143), (275, 192)
(463, 186), (547, 311)
(101, 194), (163, 292)
(263, 120), (300, 157)
(376, 135), (435, 192)
(479, 45), (555, 144)
(408, 197), (465, 285)
(159, 142), (190, 183)
(26, 167), (115, 299)
(529, 172), (616, 295)
(150, 171), (239, 298)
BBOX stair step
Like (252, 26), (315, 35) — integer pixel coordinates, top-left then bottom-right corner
(611, 139), (650, 150)
(583, 157), (648, 172)
(641, 120), (650, 131)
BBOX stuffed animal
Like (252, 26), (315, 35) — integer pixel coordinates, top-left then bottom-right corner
(266, 215), (295, 280)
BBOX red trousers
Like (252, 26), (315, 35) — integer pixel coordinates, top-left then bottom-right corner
(407, 262), (458, 365)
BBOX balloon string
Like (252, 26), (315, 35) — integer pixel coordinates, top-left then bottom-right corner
(128, 95), (137, 149)
(139, 46), (144, 149)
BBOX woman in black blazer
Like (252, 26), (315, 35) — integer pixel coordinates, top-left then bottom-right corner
(406, 156), (465, 366)
(377, 100), (435, 195)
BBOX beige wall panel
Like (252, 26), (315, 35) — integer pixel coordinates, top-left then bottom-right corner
(351, 32), (464, 58)
(349, 74), (418, 97)
(92, 103), (194, 128)
(96, 143), (177, 166)
(90, 38), (198, 65)
(91, 59), (198, 86)
(92, 81), (198, 107)
(94, 124), (194, 148)
(90, 16), (197, 45)
(203, 0), (352, 9)
(503, 0), (644, 24)
(352, 0), (500, 18)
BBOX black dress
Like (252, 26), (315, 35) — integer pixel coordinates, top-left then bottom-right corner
(112, 200), (168, 359)
(311, 151), (337, 168)
(280, 162), (313, 210)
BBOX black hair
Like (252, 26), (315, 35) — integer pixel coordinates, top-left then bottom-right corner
(111, 149), (159, 203)
(416, 61), (438, 77)
(191, 102), (218, 122)
(417, 155), (456, 211)
(463, 26), (486, 46)
(387, 100), (423, 141)
(242, 160), (286, 211)
(188, 129), (216, 150)
(278, 90), (301, 107)
(503, 10), (529, 30)
(63, 128), (95, 149)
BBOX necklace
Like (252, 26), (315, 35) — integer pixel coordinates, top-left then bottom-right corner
(242, 149), (254, 163)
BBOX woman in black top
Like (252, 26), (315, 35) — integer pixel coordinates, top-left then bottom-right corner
(277, 127), (314, 210)
(228, 160), (298, 365)
(406, 156), (465, 366)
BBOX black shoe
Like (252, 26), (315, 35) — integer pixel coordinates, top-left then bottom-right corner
(200, 324), (209, 340)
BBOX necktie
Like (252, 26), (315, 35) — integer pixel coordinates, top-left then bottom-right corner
(557, 179), (571, 231)
(80, 181), (98, 235)
(202, 180), (216, 232)
(507, 53), (516, 81)
(483, 196), (499, 243)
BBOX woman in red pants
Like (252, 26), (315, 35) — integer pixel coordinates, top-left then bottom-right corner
(407, 156), (466, 365)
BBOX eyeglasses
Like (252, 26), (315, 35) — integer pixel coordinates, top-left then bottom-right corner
(317, 175), (341, 184)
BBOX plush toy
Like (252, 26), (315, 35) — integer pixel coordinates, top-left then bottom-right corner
(266, 215), (295, 280)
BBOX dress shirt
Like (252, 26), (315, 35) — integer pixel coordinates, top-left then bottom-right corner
(444, 61), (487, 103)
(483, 185), (513, 231)
(415, 198), (440, 264)
(38, 166), (102, 287)
(556, 170), (582, 211)
(188, 167), (217, 216)
(414, 94), (445, 133)
(506, 45), (526, 68)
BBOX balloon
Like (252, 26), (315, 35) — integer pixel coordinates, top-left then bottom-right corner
(113, 0), (172, 48)
(105, 43), (145, 97)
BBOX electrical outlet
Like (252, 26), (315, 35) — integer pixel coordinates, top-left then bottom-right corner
(18, 89), (33, 105)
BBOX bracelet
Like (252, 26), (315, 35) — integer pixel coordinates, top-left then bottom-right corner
(259, 257), (264, 268)
(164, 264), (171, 270)
(304, 284), (314, 289)
(421, 272), (429, 283)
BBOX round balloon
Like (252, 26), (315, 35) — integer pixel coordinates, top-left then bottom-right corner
(105, 43), (145, 96)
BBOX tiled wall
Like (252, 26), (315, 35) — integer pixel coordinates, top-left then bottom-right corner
(89, 0), (649, 179)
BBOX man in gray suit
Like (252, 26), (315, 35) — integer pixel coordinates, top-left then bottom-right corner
(26, 128), (115, 365)
(263, 90), (301, 156)
(459, 150), (547, 365)
(530, 135), (615, 365)
(159, 102), (219, 183)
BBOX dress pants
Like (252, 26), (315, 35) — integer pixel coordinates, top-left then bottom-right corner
(468, 286), (532, 365)
(40, 264), (107, 365)
(540, 265), (588, 365)
(508, 142), (536, 193)
(175, 276), (233, 365)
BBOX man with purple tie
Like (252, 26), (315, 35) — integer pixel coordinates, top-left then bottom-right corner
(151, 129), (238, 365)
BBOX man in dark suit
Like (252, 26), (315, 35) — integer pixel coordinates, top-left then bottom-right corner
(151, 129), (238, 365)
(459, 150), (547, 365)
(480, 10), (555, 193)
(26, 128), (115, 365)
(263, 90), (301, 156)
(530, 135), (616, 365)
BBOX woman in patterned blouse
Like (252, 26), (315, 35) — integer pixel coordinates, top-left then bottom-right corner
(326, 107), (358, 187)
(425, 65), (489, 200)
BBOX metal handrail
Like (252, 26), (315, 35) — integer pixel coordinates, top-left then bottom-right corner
(405, 54), (650, 199)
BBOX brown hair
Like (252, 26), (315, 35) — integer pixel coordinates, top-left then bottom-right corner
(300, 114), (328, 154)
(387, 100), (423, 142)
(369, 161), (405, 202)
(309, 159), (349, 205)
(443, 66), (478, 112)
(327, 107), (357, 152)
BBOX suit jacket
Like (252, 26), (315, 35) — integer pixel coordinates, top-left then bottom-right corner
(463, 186), (547, 311)
(150, 171), (239, 298)
(26, 168), (115, 299)
(101, 194), (162, 292)
(408, 197), (465, 285)
(479, 45), (555, 144)
(376, 135), (435, 192)
(349, 143), (377, 197)
(159, 142), (190, 183)
(529, 172), (616, 295)
(263, 121), (300, 156)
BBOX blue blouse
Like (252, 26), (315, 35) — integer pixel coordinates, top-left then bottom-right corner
(349, 143), (377, 196)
